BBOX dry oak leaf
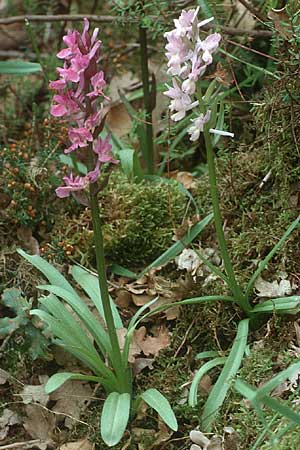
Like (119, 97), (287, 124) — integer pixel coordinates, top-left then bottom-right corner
(59, 438), (94, 450)
(135, 325), (170, 357)
(23, 404), (56, 450)
(50, 379), (93, 429)
(0, 408), (20, 441)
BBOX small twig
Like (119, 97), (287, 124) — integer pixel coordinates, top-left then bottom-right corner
(174, 317), (196, 357)
(0, 440), (41, 450)
(238, 0), (267, 23)
(0, 14), (273, 37)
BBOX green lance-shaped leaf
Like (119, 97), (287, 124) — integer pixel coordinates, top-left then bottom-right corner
(252, 296), (300, 314)
(17, 249), (76, 296)
(71, 265), (123, 328)
(0, 61), (42, 74)
(37, 284), (111, 357)
(111, 213), (213, 279)
(202, 318), (249, 430)
(100, 392), (131, 447)
(140, 388), (178, 431)
(189, 357), (227, 407)
(45, 372), (104, 394)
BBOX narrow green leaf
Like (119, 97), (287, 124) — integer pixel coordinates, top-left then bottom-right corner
(17, 249), (76, 295)
(202, 319), (249, 430)
(246, 216), (300, 299)
(45, 372), (102, 394)
(0, 61), (42, 74)
(252, 296), (300, 314)
(140, 388), (178, 431)
(37, 284), (111, 356)
(71, 265), (123, 328)
(100, 392), (131, 447)
(139, 213), (213, 276)
(254, 362), (300, 400)
(110, 264), (138, 278)
(195, 350), (222, 360)
(189, 357), (226, 407)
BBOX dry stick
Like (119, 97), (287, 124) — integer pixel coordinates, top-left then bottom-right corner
(0, 14), (273, 37)
(0, 441), (42, 450)
(238, 0), (267, 23)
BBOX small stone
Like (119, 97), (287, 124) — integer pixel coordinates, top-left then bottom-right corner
(191, 445), (202, 450)
(190, 430), (210, 447)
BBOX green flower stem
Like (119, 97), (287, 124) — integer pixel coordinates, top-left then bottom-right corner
(139, 24), (154, 174)
(89, 188), (131, 393)
(203, 127), (252, 315)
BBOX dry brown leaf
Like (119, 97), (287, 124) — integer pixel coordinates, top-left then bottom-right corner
(255, 276), (292, 298)
(149, 296), (180, 320)
(168, 171), (197, 190)
(198, 374), (212, 396)
(60, 438), (94, 450)
(17, 226), (40, 255)
(0, 408), (20, 441)
(131, 293), (154, 307)
(23, 404), (55, 450)
(133, 357), (154, 376)
(115, 289), (132, 308)
(117, 327), (142, 363)
(20, 380), (49, 406)
(50, 379), (93, 429)
(135, 325), (170, 357)
(106, 103), (132, 138)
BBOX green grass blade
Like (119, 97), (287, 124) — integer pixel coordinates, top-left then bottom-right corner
(246, 216), (300, 300)
(45, 372), (103, 394)
(193, 248), (228, 283)
(195, 350), (221, 360)
(140, 388), (178, 431)
(100, 392), (131, 447)
(139, 213), (213, 276)
(0, 61), (42, 74)
(189, 357), (227, 407)
(252, 296), (300, 314)
(18, 249), (76, 295)
(197, 0), (217, 21)
(37, 285), (112, 356)
(71, 265), (123, 329)
(202, 319), (249, 430)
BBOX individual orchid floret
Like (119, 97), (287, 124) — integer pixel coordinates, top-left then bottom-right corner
(164, 79), (198, 121)
(55, 173), (89, 198)
(188, 111), (211, 141)
(50, 91), (80, 117)
(87, 72), (109, 100)
(94, 135), (119, 164)
(65, 127), (93, 153)
(57, 30), (80, 59)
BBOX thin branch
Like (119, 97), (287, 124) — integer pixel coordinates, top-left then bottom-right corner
(238, 0), (267, 23)
(0, 14), (273, 37)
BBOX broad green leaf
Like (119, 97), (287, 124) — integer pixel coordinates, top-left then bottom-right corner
(110, 264), (138, 278)
(202, 319), (249, 430)
(245, 216), (300, 299)
(100, 392), (131, 447)
(117, 148), (143, 181)
(37, 284), (111, 356)
(71, 265), (123, 328)
(59, 154), (87, 175)
(252, 296), (300, 314)
(140, 388), (178, 431)
(18, 249), (76, 295)
(0, 61), (42, 74)
(189, 357), (227, 407)
(45, 372), (103, 394)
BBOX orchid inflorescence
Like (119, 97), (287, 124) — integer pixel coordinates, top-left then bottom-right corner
(49, 19), (117, 202)
(164, 7), (234, 141)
